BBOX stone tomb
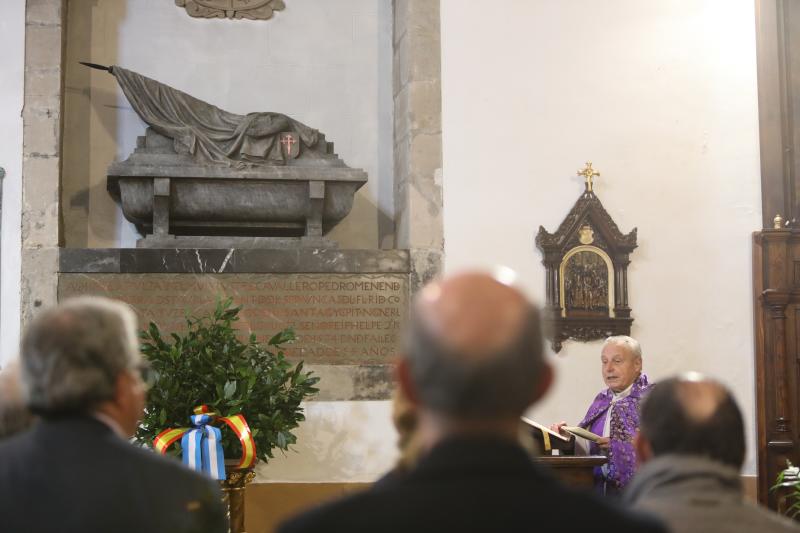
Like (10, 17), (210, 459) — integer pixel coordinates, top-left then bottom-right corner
(58, 248), (409, 400)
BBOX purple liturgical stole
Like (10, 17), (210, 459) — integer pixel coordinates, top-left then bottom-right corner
(578, 374), (652, 494)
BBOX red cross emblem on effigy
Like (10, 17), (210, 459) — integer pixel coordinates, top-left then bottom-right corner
(280, 132), (300, 159)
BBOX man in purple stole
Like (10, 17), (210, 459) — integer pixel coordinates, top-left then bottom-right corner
(554, 336), (653, 495)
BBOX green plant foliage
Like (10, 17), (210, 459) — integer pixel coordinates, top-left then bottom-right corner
(135, 298), (319, 463)
(772, 460), (800, 519)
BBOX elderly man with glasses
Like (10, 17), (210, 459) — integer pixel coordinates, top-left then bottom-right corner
(0, 297), (227, 533)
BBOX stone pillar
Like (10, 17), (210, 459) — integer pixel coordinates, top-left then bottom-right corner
(393, 0), (444, 292)
(20, 0), (64, 326)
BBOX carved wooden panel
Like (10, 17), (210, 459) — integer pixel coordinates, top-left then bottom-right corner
(753, 0), (800, 509)
(753, 231), (800, 509)
(536, 164), (637, 352)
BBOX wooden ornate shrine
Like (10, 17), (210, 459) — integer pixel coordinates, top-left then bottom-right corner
(752, 228), (800, 509)
(536, 163), (637, 352)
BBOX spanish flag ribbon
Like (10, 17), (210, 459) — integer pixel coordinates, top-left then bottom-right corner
(218, 413), (256, 469)
(153, 405), (257, 479)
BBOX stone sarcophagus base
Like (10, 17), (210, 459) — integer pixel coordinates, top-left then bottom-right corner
(58, 248), (410, 400)
(108, 129), (367, 249)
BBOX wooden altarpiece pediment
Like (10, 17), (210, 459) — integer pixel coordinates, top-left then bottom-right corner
(535, 163), (637, 352)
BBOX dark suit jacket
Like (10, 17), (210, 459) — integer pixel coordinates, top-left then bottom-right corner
(0, 415), (227, 533)
(278, 436), (667, 533)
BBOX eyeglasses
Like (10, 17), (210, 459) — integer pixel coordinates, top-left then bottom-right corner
(133, 361), (156, 390)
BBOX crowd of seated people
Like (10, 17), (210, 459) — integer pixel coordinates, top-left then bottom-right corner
(0, 272), (796, 532)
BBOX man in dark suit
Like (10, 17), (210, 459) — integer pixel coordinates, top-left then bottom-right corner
(0, 297), (227, 533)
(278, 272), (666, 533)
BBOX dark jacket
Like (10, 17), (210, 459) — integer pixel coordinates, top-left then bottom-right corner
(278, 435), (667, 533)
(624, 455), (799, 533)
(0, 415), (227, 533)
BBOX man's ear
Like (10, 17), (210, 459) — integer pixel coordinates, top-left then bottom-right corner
(396, 357), (419, 406)
(113, 371), (129, 407)
(531, 362), (554, 404)
(634, 431), (653, 465)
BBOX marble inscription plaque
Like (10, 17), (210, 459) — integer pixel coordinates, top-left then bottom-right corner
(58, 273), (407, 364)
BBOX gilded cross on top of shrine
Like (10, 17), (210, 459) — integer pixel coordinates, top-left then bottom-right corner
(577, 162), (600, 192)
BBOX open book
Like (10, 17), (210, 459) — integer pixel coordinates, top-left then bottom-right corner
(520, 416), (570, 442)
(562, 426), (602, 442)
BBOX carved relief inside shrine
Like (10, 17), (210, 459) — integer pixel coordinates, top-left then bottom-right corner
(562, 247), (612, 318)
(536, 163), (638, 352)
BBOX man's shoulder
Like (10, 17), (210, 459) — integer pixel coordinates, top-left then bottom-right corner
(589, 388), (612, 405)
(632, 494), (797, 533)
(277, 485), (381, 533)
(102, 439), (228, 531)
(0, 428), (28, 450)
(744, 500), (800, 532)
(0, 426), (38, 464)
(0, 421), (213, 488)
(278, 470), (666, 533)
(109, 438), (218, 489)
(561, 487), (667, 532)
(0, 425), (227, 533)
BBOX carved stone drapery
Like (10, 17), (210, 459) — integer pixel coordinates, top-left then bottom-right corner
(535, 164), (637, 352)
(175, 0), (285, 20)
(95, 66), (367, 248)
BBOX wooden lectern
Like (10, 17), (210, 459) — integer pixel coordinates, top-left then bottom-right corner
(523, 419), (607, 489)
(533, 456), (607, 489)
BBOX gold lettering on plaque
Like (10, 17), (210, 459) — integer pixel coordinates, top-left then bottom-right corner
(58, 273), (407, 365)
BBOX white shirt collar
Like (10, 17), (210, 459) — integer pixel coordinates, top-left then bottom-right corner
(611, 382), (634, 402)
(91, 411), (127, 439)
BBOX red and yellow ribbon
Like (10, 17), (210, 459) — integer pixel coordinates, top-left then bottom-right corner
(218, 414), (256, 469)
(153, 405), (257, 469)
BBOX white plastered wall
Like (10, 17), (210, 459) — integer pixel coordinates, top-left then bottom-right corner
(0, 0), (25, 365)
(256, 400), (397, 482)
(441, 0), (762, 475)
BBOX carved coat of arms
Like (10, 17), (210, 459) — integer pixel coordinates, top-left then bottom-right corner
(279, 132), (301, 160)
(176, 0), (286, 20)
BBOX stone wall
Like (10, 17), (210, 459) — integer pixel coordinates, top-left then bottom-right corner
(393, 0), (444, 291)
(20, 0), (64, 329)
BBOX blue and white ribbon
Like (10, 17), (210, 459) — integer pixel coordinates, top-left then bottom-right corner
(180, 412), (226, 480)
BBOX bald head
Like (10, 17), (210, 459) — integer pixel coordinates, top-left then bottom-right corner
(639, 374), (745, 469)
(403, 272), (550, 420)
(416, 273), (532, 359)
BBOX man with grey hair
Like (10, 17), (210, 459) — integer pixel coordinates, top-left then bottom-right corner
(278, 273), (665, 533)
(553, 335), (652, 494)
(625, 374), (797, 532)
(0, 297), (227, 533)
